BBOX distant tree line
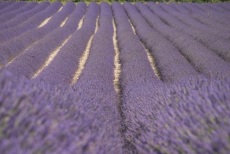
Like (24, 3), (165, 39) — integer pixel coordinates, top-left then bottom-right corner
(0, 0), (229, 3)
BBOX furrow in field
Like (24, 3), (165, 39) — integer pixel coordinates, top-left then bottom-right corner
(38, 16), (52, 28)
(124, 3), (198, 83)
(128, 18), (161, 79)
(4, 3), (86, 78)
(0, 2), (26, 19)
(169, 3), (230, 32)
(0, 2), (12, 10)
(192, 4), (230, 30)
(112, 3), (163, 153)
(181, 3), (230, 26)
(57, 5), (63, 12)
(0, 2), (37, 24)
(112, 19), (121, 95)
(0, 2), (50, 31)
(32, 35), (71, 79)
(0, 2), (62, 43)
(167, 3), (230, 39)
(141, 3), (230, 78)
(128, 19), (136, 35)
(219, 2), (230, 11)
(155, 4), (230, 63)
(71, 3), (123, 153)
(34, 3), (98, 85)
(172, 3), (229, 27)
(0, 2), (76, 67)
(77, 15), (85, 30)
(71, 17), (99, 85)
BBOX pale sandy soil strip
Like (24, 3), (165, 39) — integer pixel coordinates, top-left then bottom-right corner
(39, 6), (62, 29)
(5, 54), (18, 67)
(144, 46), (161, 79)
(128, 19), (161, 79)
(112, 19), (121, 94)
(128, 19), (136, 35)
(5, 16), (67, 68)
(32, 35), (71, 79)
(57, 6), (63, 13)
(77, 16), (84, 30)
(60, 17), (68, 27)
(71, 17), (99, 85)
(38, 16), (52, 28)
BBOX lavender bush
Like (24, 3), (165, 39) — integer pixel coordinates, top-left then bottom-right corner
(0, 2), (49, 30)
(0, 2), (73, 66)
(124, 2), (199, 83)
(36, 2), (99, 85)
(0, 2), (36, 24)
(139, 3), (230, 78)
(5, 2), (86, 78)
(0, 2), (62, 43)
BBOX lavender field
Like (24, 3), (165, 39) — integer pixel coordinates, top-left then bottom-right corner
(0, 1), (230, 154)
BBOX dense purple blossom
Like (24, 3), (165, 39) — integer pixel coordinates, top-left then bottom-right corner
(0, 2), (62, 43)
(75, 2), (115, 90)
(0, 2), (37, 24)
(180, 3), (230, 25)
(138, 3), (230, 78)
(112, 2), (160, 85)
(0, 2), (38, 30)
(124, 2), (199, 82)
(0, 70), (122, 154)
(5, 2), (86, 78)
(153, 4), (230, 62)
(0, 2), (12, 10)
(0, 2), (26, 17)
(0, 2), (73, 66)
(0, 2), (230, 154)
(36, 2), (99, 85)
(0, 2), (49, 30)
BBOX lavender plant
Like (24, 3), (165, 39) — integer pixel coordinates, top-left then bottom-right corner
(0, 2), (74, 66)
(124, 2), (199, 83)
(0, 2), (62, 43)
(0, 2), (49, 30)
(153, 4), (230, 62)
(4, 2), (86, 78)
(36, 2), (99, 85)
(138, 3), (230, 78)
(0, 1), (26, 18)
(0, 2), (37, 24)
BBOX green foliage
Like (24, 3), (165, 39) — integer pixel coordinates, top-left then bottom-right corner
(26, 0), (230, 3)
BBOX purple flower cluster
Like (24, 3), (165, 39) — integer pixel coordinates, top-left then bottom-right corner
(36, 2), (99, 85)
(0, 1), (26, 18)
(5, 2), (86, 78)
(112, 3), (159, 86)
(0, 1), (12, 10)
(0, 2), (62, 43)
(124, 3), (198, 83)
(119, 75), (230, 153)
(0, 2), (36, 24)
(156, 4), (230, 63)
(0, 2), (49, 30)
(0, 70), (122, 154)
(0, 2), (73, 66)
(137, 3), (230, 78)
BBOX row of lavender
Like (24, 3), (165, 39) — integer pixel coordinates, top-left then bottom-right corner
(0, 2), (230, 82)
(0, 1), (230, 153)
(0, 3), (123, 154)
(1, 62), (230, 153)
